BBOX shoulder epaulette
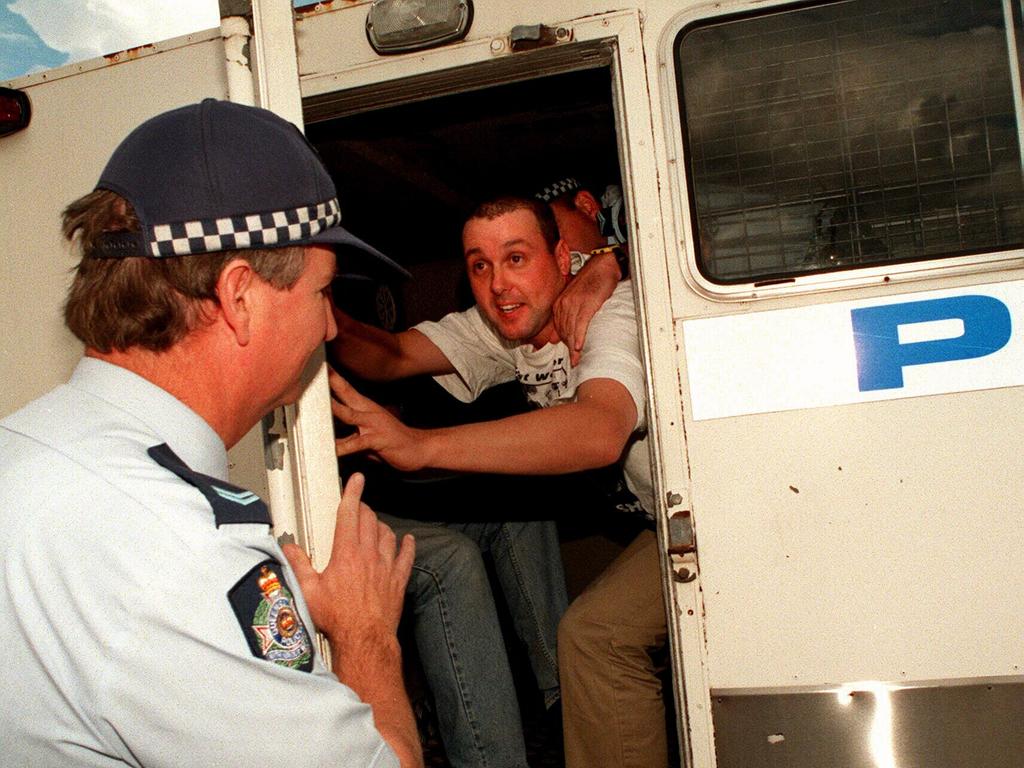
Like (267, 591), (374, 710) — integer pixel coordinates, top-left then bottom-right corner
(148, 443), (271, 527)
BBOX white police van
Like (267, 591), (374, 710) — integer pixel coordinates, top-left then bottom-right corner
(3, 1), (1022, 765)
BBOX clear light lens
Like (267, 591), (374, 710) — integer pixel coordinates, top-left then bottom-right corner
(366, 0), (472, 54)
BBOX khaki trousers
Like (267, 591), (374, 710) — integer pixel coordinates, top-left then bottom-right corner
(558, 528), (670, 768)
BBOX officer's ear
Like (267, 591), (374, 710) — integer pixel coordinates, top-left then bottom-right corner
(573, 190), (602, 221)
(216, 258), (257, 346)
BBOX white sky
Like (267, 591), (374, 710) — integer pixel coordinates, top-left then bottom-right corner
(10, 0), (221, 62)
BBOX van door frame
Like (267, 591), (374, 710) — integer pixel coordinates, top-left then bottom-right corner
(282, 8), (714, 766)
(246, 0), (348, 580)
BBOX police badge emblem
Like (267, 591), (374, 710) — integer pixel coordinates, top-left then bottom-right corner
(229, 560), (314, 671)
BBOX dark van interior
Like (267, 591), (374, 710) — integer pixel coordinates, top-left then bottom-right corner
(304, 60), (641, 596)
(304, 60), (666, 764)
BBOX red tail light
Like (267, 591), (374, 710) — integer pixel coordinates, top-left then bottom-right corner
(0, 87), (31, 137)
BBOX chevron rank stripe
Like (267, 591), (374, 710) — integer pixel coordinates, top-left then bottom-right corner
(212, 486), (262, 506)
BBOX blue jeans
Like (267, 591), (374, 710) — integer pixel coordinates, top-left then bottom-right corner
(379, 513), (567, 768)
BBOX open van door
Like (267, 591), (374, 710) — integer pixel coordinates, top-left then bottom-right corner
(284, 2), (1024, 766)
(655, 0), (1024, 765)
(283, 5), (705, 764)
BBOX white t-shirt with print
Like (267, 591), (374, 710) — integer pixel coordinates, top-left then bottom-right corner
(414, 280), (653, 515)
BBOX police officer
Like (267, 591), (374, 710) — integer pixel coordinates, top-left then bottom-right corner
(0, 100), (421, 768)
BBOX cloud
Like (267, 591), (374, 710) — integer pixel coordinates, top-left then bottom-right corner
(8, 0), (220, 62)
(0, 30), (33, 43)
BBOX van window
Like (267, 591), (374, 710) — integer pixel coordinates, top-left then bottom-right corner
(675, 0), (1024, 284)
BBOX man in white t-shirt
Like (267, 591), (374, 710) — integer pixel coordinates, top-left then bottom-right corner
(329, 195), (670, 768)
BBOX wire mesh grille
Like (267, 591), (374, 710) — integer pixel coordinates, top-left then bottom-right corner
(677, 0), (1024, 283)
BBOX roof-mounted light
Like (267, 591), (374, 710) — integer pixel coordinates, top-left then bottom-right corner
(0, 87), (30, 138)
(366, 0), (473, 55)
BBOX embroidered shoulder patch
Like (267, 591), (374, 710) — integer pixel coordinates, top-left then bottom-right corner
(229, 560), (314, 672)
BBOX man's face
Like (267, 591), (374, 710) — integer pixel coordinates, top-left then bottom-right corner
(550, 194), (606, 254)
(255, 245), (338, 408)
(463, 208), (569, 348)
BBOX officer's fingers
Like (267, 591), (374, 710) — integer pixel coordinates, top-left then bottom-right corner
(553, 309), (570, 340)
(566, 327), (583, 363)
(552, 293), (567, 317)
(335, 473), (365, 536)
(340, 471), (365, 505)
(356, 500), (380, 551)
(392, 534), (416, 591)
(552, 298), (573, 339)
(573, 308), (595, 350)
(281, 543), (315, 589)
(376, 519), (397, 560)
(562, 322), (579, 356)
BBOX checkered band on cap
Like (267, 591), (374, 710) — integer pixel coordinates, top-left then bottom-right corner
(148, 198), (342, 257)
(534, 177), (580, 202)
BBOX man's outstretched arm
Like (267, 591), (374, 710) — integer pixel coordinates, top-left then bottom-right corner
(329, 302), (454, 381)
(330, 370), (637, 476)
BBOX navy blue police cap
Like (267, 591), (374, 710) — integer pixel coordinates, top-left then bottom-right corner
(534, 177), (581, 203)
(94, 99), (408, 278)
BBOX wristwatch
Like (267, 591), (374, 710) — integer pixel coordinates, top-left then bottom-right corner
(590, 244), (630, 279)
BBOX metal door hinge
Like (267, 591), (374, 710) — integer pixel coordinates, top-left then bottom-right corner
(262, 408), (289, 471)
(667, 509), (696, 556)
(510, 24), (572, 52)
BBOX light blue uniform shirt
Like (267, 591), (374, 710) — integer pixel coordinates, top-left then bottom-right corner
(0, 358), (396, 767)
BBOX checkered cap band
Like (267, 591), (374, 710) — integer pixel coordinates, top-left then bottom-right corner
(534, 177), (580, 202)
(147, 198), (342, 257)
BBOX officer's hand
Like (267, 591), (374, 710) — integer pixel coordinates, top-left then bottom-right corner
(282, 472), (415, 645)
(330, 370), (433, 472)
(553, 249), (620, 365)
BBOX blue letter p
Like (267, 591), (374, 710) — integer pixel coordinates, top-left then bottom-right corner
(851, 296), (1011, 391)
